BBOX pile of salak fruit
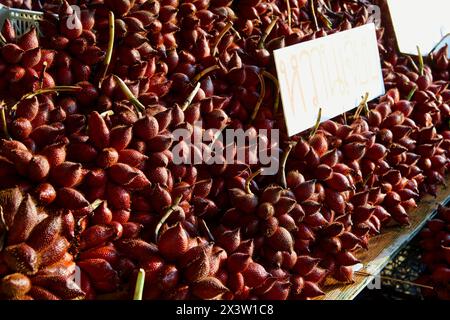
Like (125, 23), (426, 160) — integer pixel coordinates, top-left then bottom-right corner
(0, 0), (448, 300)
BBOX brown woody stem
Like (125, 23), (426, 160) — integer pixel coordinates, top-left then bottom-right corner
(0, 103), (10, 140)
(309, 107), (322, 138)
(405, 55), (419, 74)
(231, 26), (241, 39)
(0, 205), (7, 230)
(212, 22), (233, 56)
(11, 86), (81, 111)
(191, 65), (220, 84)
(154, 195), (183, 242)
(262, 70), (280, 114)
(99, 11), (115, 88)
(285, 0), (292, 28)
(310, 0), (319, 31)
(317, 10), (332, 30)
(407, 87), (417, 101)
(245, 168), (263, 194)
(181, 82), (201, 111)
(354, 92), (369, 119)
(0, 205), (6, 251)
(259, 17), (279, 49)
(39, 61), (48, 90)
(279, 142), (296, 189)
(200, 218), (215, 242)
(250, 73), (266, 123)
(417, 45), (424, 76)
(362, 172), (373, 187)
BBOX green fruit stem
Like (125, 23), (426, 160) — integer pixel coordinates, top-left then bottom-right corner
(113, 75), (145, 113)
(133, 268), (146, 300)
(99, 11), (115, 88)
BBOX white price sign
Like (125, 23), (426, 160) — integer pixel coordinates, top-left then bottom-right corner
(274, 23), (385, 137)
(387, 0), (450, 56)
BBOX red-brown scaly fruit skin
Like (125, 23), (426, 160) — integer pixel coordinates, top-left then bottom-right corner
(50, 162), (83, 187)
(335, 252), (361, 266)
(229, 189), (258, 215)
(106, 183), (131, 210)
(158, 224), (189, 261)
(56, 188), (89, 210)
(38, 236), (71, 268)
(109, 125), (133, 151)
(28, 286), (60, 300)
(108, 163), (140, 185)
(191, 277), (229, 299)
(40, 142), (67, 167)
(325, 172), (353, 192)
(33, 183), (56, 205)
(0, 273), (32, 298)
(15, 97), (39, 121)
(241, 262), (269, 288)
(7, 195), (40, 246)
(96, 147), (119, 169)
(118, 149), (148, 167)
(1, 19), (15, 43)
(226, 253), (251, 273)
(183, 249), (211, 283)
(27, 155), (50, 182)
(3, 243), (39, 275)
(146, 133), (174, 153)
(266, 226), (294, 252)
(77, 259), (120, 293)
(105, 0), (132, 17)
(146, 166), (169, 185)
(216, 228), (240, 254)
(0, 187), (24, 231)
(333, 265), (354, 283)
(1, 44), (24, 64)
(30, 275), (85, 300)
(179, 241), (212, 266)
(5, 148), (32, 176)
(79, 225), (118, 250)
(293, 256), (321, 277)
(342, 142), (366, 160)
(26, 214), (62, 252)
(260, 280), (291, 300)
(133, 115), (159, 141)
(294, 180), (316, 202)
(91, 202), (113, 225)
(88, 111), (110, 150)
(122, 222), (142, 239)
(209, 248), (226, 276)
(0, 140), (28, 155)
(300, 281), (325, 298)
(150, 184), (172, 214)
(115, 239), (159, 261)
(10, 118), (33, 140)
(17, 27), (39, 51)
(29, 125), (64, 148)
(85, 169), (107, 188)
(150, 259), (177, 291)
(139, 255), (165, 286)
(112, 209), (131, 223)
(78, 246), (120, 267)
